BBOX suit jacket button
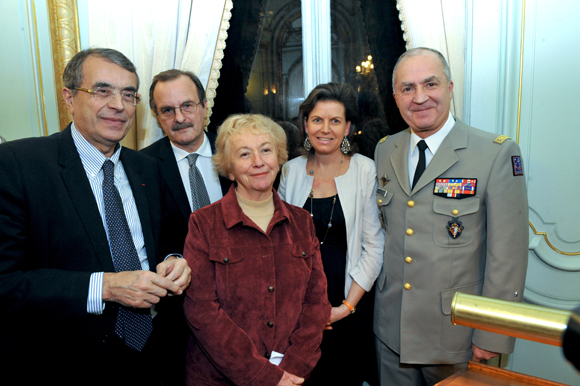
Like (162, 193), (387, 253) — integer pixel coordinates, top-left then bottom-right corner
(301, 251), (306, 256)
(223, 258), (229, 263)
(405, 257), (412, 263)
(407, 200), (415, 208)
(406, 228), (413, 236)
(404, 283), (411, 290)
(267, 321), (274, 327)
(268, 286), (274, 292)
(265, 352), (271, 359)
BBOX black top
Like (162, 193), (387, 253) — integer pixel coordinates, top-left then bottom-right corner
(303, 194), (347, 307)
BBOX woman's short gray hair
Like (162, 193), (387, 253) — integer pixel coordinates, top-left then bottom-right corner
(213, 114), (288, 178)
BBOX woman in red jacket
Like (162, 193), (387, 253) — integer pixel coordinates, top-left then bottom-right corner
(183, 114), (331, 386)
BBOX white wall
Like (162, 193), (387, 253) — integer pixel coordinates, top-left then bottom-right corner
(0, 0), (59, 141)
(466, 0), (580, 383)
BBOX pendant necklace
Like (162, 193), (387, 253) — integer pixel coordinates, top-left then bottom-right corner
(309, 190), (337, 245)
(308, 155), (343, 245)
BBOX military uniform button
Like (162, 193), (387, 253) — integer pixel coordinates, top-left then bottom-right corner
(268, 286), (274, 292)
(223, 258), (230, 263)
(378, 199), (383, 204)
(405, 257), (412, 263)
(452, 209), (459, 215)
(406, 228), (413, 236)
(404, 283), (411, 290)
(267, 321), (274, 328)
(407, 200), (415, 208)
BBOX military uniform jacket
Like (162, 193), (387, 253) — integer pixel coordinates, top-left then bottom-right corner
(373, 119), (529, 365)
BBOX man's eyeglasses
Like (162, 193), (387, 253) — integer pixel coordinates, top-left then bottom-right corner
(73, 87), (141, 106)
(156, 101), (202, 120)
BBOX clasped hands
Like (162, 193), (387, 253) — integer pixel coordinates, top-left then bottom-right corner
(102, 256), (191, 308)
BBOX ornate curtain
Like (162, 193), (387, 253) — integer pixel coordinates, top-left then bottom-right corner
(86, 0), (231, 149)
(396, 0), (466, 119)
(207, 0), (268, 133)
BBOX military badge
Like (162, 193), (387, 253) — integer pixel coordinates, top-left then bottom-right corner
(433, 178), (477, 199)
(512, 156), (524, 176)
(446, 218), (464, 239)
(380, 174), (389, 186)
(494, 135), (510, 144)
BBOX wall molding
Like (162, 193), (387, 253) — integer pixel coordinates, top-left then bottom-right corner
(47, 0), (80, 131)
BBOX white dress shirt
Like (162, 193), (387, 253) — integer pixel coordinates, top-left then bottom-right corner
(408, 112), (455, 185)
(71, 123), (149, 315)
(170, 133), (223, 210)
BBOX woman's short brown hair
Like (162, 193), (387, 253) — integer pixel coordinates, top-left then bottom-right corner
(213, 114), (288, 178)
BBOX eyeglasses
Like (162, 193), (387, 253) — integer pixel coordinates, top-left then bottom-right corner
(73, 87), (141, 106)
(156, 101), (202, 120)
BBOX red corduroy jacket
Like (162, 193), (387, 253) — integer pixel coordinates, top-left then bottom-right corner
(184, 186), (331, 386)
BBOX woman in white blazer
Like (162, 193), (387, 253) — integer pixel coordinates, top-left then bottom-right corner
(278, 83), (384, 386)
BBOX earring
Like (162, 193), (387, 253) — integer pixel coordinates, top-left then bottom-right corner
(304, 136), (312, 151)
(341, 136), (351, 154)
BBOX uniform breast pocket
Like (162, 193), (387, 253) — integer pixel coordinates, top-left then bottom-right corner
(432, 196), (481, 247)
(376, 190), (394, 234)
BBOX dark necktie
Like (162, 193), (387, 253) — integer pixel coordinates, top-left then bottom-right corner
(102, 160), (153, 352)
(412, 140), (428, 190)
(187, 153), (211, 211)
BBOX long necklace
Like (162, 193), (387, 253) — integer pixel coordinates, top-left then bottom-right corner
(309, 190), (337, 245)
(309, 156), (344, 175)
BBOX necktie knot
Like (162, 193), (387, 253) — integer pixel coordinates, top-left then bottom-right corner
(412, 140), (428, 190)
(103, 159), (115, 182)
(187, 153), (199, 167)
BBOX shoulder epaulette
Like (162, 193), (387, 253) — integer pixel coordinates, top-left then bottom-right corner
(379, 135), (389, 144)
(493, 135), (510, 144)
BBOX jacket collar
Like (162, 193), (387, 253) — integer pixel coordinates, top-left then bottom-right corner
(221, 185), (290, 234)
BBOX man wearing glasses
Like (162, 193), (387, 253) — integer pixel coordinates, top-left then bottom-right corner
(142, 69), (231, 255)
(0, 48), (190, 385)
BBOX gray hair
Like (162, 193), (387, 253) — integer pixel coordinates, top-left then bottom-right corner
(392, 47), (451, 92)
(63, 48), (139, 94)
(149, 69), (206, 113)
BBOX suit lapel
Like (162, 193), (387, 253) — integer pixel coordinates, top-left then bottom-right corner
(390, 130), (412, 196)
(121, 151), (158, 271)
(158, 137), (192, 220)
(207, 131), (232, 196)
(411, 120), (468, 195)
(58, 127), (115, 271)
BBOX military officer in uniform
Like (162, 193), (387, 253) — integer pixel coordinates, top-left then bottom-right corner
(373, 47), (529, 386)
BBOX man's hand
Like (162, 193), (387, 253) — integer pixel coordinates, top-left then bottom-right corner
(277, 371), (304, 386)
(156, 256), (191, 295)
(102, 270), (181, 308)
(472, 344), (499, 362)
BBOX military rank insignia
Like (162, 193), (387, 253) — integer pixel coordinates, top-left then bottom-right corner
(380, 174), (389, 186)
(446, 217), (464, 239)
(433, 178), (477, 199)
(512, 156), (524, 176)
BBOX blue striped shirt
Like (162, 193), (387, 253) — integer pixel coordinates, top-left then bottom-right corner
(71, 124), (149, 314)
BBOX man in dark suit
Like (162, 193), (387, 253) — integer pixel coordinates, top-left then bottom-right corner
(0, 48), (190, 385)
(374, 47), (528, 385)
(141, 69), (230, 255)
